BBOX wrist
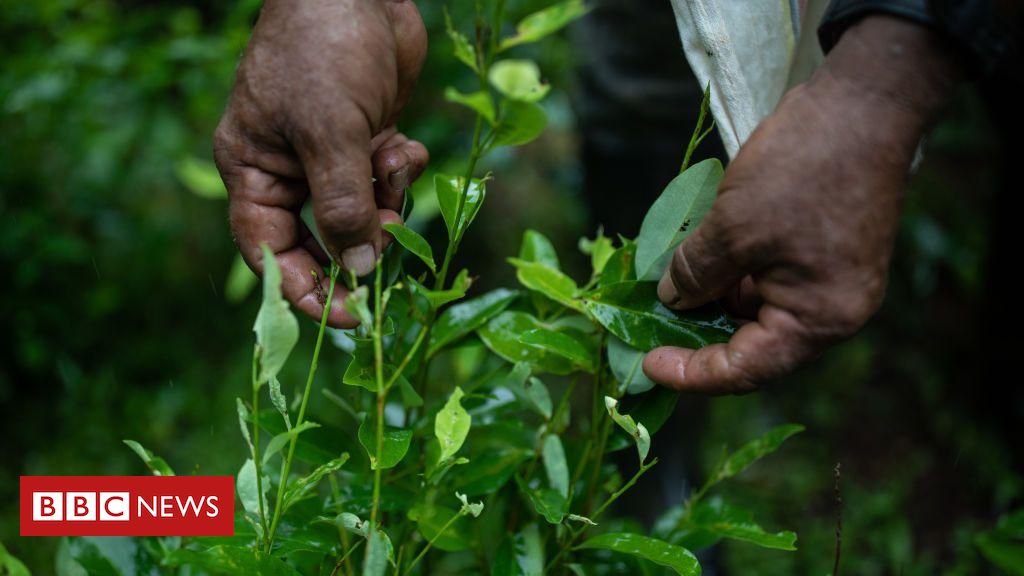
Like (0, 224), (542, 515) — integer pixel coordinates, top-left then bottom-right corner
(811, 15), (962, 135)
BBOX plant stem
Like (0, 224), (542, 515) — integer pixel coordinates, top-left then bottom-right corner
(250, 347), (268, 549)
(265, 264), (338, 552)
(401, 512), (462, 576)
(330, 540), (364, 576)
(370, 261), (386, 530)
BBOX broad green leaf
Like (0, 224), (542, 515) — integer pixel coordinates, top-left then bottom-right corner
(517, 477), (566, 524)
(577, 533), (700, 576)
(408, 505), (471, 551)
(635, 159), (722, 280)
(525, 377), (553, 419)
(444, 7), (478, 72)
(508, 258), (582, 311)
(122, 439), (174, 477)
(363, 529), (391, 576)
(675, 497), (797, 551)
(357, 414), (413, 470)
(608, 336), (655, 394)
(409, 270), (472, 309)
(225, 253), (258, 304)
(429, 288), (518, 356)
(451, 449), (532, 496)
(236, 398), (254, 456)
(344, 285), (373, 327)
(445, 87), (496, 124)
(515, 524), (545, 576)
(604, 397), (650, 464)
(712, 424), (804, 484)
(382, 223), (435, 273)
(0, 541), (30, 576)
(520, 328), (596, 372)
(435, 387), (471, 462)
(584, 281), (734, 350)
(500, 0), (590, 51)
(435, 174), (486, 242)
(268, 376), (290, 428)
(399, 378), (424, 407)
(579, 232), (616, 277)
(489, 100), (547, 149)
(599, 241), (637, 287)
(281, 454), (349, 512)
(236, 459), (268, 519)
(478, 311), (574, 375)
(976, 509), (1024, 575)
(262, 421), (320, 465)
(163, 545), (302, 576)
(542, 435), (569, 497)
(176, 156), (226, 199)
(489, 59), (550, 102)
(254, 245), (300, 385)
(342, 354), (380, 392)
(59, 537), (126, 576)
(519, 229), (561, 269)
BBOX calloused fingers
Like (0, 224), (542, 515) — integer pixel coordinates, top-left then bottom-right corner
(371, 129), (429, 212)
(642, 304), (818, 394)
(224, 164), (359, 329)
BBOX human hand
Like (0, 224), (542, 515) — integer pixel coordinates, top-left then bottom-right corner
(644, 16), (960, 393)
(214, 0), (428, 327)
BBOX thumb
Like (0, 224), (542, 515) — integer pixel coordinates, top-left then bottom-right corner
(658, 215), (747, 310)
(302, 134), (382, 277)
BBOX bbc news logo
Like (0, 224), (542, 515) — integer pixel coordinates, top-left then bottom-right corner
(20, 476), (234, 536)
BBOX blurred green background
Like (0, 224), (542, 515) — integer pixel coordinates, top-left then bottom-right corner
(1, 0), (1021, 574)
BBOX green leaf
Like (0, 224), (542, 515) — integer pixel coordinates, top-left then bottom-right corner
(342, 354), (380, 392)
(635, 159), (722, 280)
(399, 378), (424, 407)
(225, 253), (258, 304)
(499, 0), (591, 51)
(0, 542), (30, 576)
(357, 414), (413, 470)
(604, 397), (650, 464)
(519, 229), (561, 269)
(524, 376), (553, 419)
(444, 7), (478, 72)
(712, 424), (804, 484)
(519, 328), (596, 372)
(489, 60), (550, 102)
(489, 100), (547, 149)
(429, 288), (518, 356)
(344, 285), (373, 326)
(262, 421), (320, 465)
(435, 387), (472, 462)
(452, 449), (532, 496)
(517, 477), (567, 524)
(236, 459), (268, 519)
(608, 336), (655, 394)
(676, 497), (797, 551)
(268, 377), (290, 428)
(478, 311), (575, 375)
(236, 398), (254, 456)
(176, 156), (226, 199)
(382, 223), (435, 273)
(122, 439), (174, 476)
(409, 269), (472, 309)
(583, 281), (734, 350)
(508, 258), (582, 312)
(515, 524), (545, 576)
(542, 435), (569, 498)
(254, 245), (300, 385)
(281, 454), (349, 513)
(445, 87), (496, 124)
(435, 174), (486, 242)
(599, 241), (637, 287)
(163, 545), (302, 575)
(577, 533), (700, 576)
(976, 509), (1024, 575)
(363, 529), (391, 576)
(579, 232), (616, 277)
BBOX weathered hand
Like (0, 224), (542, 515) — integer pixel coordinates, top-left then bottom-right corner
(644, 16), (960, 393)
(214, 0), (428, 327)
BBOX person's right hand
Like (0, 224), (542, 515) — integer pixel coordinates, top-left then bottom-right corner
(214, 0), (428, 328)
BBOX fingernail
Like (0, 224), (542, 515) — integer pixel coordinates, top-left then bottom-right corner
(341, 244), (377, 276)
(658, 271), (681, 307)
(388, 167), (409, 193)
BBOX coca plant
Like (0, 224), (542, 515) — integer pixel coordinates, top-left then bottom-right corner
(64, 1), (803, 574)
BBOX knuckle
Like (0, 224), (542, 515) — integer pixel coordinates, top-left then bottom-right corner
(316, 194), (376, 237)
